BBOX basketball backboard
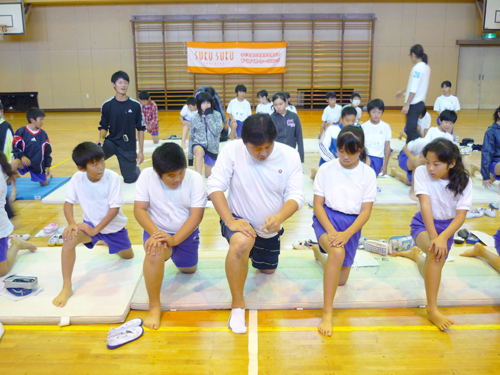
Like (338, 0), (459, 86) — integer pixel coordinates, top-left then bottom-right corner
(0, 2), (25, 35)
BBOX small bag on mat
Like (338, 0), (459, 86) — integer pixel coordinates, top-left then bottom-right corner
(388, 235), (414, 255)
(364, 240), (389, 256)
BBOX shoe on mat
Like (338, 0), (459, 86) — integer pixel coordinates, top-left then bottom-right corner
(292, 239), (318, 250)
(228, 308), (247, 334)
(489, 202), (499, 210)
(108, 318), (143, 338)
(457, 228), (470, 239)
(48, 234), (59, 247)
(466, 210), (484, 219)
(453, 234), (465, 244)
(477, 207), (496, 218)
(56, 235), (64, 246)
(43, 223), (58, 236)
(107, 326), (144, 350)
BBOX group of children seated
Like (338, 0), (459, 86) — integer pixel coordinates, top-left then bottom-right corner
(0, 79), (499, 337)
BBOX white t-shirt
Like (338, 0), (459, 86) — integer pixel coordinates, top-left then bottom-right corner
(407, 127), (453, 156)
(227, 98), (252, 122)
(65, 170), (127, 234)
(414, 165), (473, 220)
(314, 159), (377, 215)
(361, 120), (392, 158)
(0, 167), (14, 238)
(433, 95), (461, 113)
(342, 104), (362, 123)
(207, 140), (304, 238)
(256, 102), (274, 115)
(180, 105), (198, 121)
(135, 168), (206, 233)
(286, 105), (297, 114)
(319, 124), (342, 162)
(418, 112), (432, 132)
(322, 104), (342, 124)
(405, 62), (431, 104)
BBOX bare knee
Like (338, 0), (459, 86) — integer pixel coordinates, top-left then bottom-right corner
(178, 265), (197, 274)
(259, 269), (276, 274)
(229, 235), (254, 257)
(40, 180), (49, 187)
(118, 248), (134, 259)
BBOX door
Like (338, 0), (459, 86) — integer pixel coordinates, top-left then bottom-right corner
(479, 47), (500, 109)
(457, 47), (482, 109)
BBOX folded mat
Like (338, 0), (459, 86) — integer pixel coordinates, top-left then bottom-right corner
(0, 245), (145, 324)
(130, 247), (500, 311)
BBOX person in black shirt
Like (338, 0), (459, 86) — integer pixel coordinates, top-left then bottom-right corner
(98, 71), (146, 183)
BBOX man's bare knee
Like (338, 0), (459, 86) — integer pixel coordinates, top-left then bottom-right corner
(178, 265), (197, 274)
(259, 269), (276, 274)
(229, 234), (254, 257)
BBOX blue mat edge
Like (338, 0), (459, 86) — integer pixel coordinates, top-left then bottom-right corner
(7, 177), (71, 201)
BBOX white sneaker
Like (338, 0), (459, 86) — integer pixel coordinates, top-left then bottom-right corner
(490, 202), (499, 210)
(466, 210), (484, 219)
(228, 308), (247, 334)
(292, 239), (318, 250)
(48, 234), (59, 246)
(477, 207), (496, 218)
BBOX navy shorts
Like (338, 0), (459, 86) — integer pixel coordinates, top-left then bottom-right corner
(312, 205), (361, 268)
(368, 155), (383, 176)
(0, 236), (8, 262)
(143, 228), (199, 268)
(398, 151), (413, 183)
(18, 166), (46, 182)
(490, 162), (500, 180)
(83, 221), (132, 254)
(410, 212), (454, 256)
(220, 215), (284, 270)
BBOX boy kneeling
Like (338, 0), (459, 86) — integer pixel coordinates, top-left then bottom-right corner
(53, 142), (134, 307)
(134, 143), (206, 330)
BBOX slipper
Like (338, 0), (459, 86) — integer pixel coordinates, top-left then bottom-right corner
(48, 234), (59, 247)
(43, 223), (58, 236)
(489, 202), (499, 210)
(457, 228), (469, 239)
(56, 235), (64, 246)
(108, 318), (143, 338)
(453, 234), (465, 244)
(107, 326), (144, 350)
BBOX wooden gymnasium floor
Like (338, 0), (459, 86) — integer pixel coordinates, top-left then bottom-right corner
(2, 108), (500, 375)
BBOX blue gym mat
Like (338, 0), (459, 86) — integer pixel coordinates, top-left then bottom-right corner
(7, 177), (71, 201)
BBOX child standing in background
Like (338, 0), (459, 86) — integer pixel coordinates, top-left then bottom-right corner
(256, 90), (273, 115)
(320, 92), (342, 137)
(361, 99), (392, 177)
(311, 125), (376, 337)
(395, 138), (472, 331)
(139, 91), (159, 144)
(433, 81), (460, 125)
(179, 97), (198, 150)
(227, 84), (252, 140)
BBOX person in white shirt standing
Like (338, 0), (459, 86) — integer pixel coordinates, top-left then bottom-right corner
(227, 84), (252, 140)
(433, 81), (460, 126)
(255, 90), (274, 115)
(207, 114), (304, 334)
(53, 142), (134, 308)
(320, 91), (342, 137)
(396, 44), (431, 143)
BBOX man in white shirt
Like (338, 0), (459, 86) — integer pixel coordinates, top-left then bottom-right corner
(207, 114), (304, 334)
(227, 84), (252, 140)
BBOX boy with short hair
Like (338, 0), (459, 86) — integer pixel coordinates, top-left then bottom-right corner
(134, 143), (206, 330)
(179, 97), (197, 150)
(227, 84), (252, 140)
(320, 91), (342, 136)
(433, 81), (460, 125)
(342, 92), (362, 123)
(53, 142), (134, 308)
(361, 99), (392, 176)
(12, 107), (52, 188)
(139, 91), (159, 144)
(98, 70), (146, 183)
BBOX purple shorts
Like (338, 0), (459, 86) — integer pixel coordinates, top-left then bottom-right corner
(143, 228), (199, 268)
(18, 165), (47, 183)
(83, 221), (132, 254)
(490, 162), (500, 180)
(182, 117), (190, 122)
(494, 227), (500, 256)
(192, 144), (216, 166)
(398, 151), (413, 183)
(312, 205), (361, 268)
(236, 120), (243, 137)
(368, 155), (383, 176)
(0, 237), (8, 262)
(410, 212), (454, 256)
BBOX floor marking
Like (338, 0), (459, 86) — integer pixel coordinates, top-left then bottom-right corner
(248, 310), (258, 375)
(50, 157), (72, 169)
(5, 324), (500, 333)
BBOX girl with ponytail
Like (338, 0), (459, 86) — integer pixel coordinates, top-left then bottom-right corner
(396, 44), (431, 144)
(394, 138), (472, 331)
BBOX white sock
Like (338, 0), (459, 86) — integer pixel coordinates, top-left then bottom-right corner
(0, 322), (4, 341)
(228, 308), (247, 334)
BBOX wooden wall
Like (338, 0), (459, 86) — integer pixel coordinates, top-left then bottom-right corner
(0, 1), (484, 110)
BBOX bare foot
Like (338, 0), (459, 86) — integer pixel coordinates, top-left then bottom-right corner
(52, 287), (73, 307)
(393, 246), (420, 260)
(427, 309), (454, 331)
(469, 164), (480, 177)
(318, 313), (333, 337)
(11, 237), (37, 252)
(460, 243), (483, 258)
(144, 306), (162, 330)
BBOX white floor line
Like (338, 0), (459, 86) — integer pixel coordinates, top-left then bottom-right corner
(248, 309), (258, 375)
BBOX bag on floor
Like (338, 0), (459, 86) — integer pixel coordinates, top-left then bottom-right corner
(388, 235), (414, 255)
(364, 240), (389, 257)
